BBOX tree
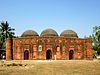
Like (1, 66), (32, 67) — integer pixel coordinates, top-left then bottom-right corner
(0, 21), (15, 59)
(0, 21), (15, 39)
(92, 26), (100, 55)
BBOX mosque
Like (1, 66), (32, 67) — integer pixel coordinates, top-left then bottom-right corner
(6, 28), (92, 60)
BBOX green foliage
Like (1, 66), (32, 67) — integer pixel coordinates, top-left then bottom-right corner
(92, 50), (97, 58)
(92, 26), (100, 46)
(92, 26), (100, 55)
(93, 50), (97, 55)
(0, 21), (15, 39)
(0, 21), (15, 59)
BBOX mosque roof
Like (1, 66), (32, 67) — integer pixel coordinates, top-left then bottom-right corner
(60, 30), (78, 38)
(21, 30), (39, 37)
(40, 28), (58, 36)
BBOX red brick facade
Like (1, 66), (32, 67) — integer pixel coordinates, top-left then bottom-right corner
(6, 29), (93, 60)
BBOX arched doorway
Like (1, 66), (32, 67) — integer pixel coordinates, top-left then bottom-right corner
(46, 50), (52, 60)
(69, 50), (74, 60)
(24, 50), (29, 60)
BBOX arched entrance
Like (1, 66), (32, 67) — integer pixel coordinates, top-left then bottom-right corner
(46, 50), (52, 60)
(24, 50), (29, 60)
(69, 50), (74, 60)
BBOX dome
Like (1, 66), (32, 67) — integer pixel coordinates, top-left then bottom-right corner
(40, 28), (58, 36)
(60, 30), (78, 38)
(21, 30), (39, 37)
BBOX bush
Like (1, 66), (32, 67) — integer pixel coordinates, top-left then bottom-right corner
(93, 50), (97, 59)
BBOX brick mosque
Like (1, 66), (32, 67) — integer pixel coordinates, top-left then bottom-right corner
(6, 28), (93, 60)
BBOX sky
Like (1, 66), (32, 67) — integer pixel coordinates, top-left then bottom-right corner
(0, 0), (100, 38)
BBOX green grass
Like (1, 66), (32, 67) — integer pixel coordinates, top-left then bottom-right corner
(0, 60), (100, 75)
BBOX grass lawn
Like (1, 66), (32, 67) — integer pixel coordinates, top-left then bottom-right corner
(0, 60), (100, 75)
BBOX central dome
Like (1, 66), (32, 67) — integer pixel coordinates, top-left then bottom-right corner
(40, 28), (58, 36)
(21, 30), (39, 37)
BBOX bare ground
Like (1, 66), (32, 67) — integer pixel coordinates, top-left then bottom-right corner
(0, 60), (100, 75)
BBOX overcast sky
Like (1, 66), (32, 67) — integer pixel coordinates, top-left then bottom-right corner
(0, 0), (100, 38)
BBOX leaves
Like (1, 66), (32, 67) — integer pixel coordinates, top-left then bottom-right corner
(92, 26), (100, 46)
(92, 26), (100, 55)
(0, 21), (15, 49)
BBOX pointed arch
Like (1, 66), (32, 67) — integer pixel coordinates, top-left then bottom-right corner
(46, 50), (52, 60)
(24, 50), (29, 60)
(69, 50), (74, 60)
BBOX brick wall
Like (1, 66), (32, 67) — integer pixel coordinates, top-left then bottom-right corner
(6, 36), (93, 60)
